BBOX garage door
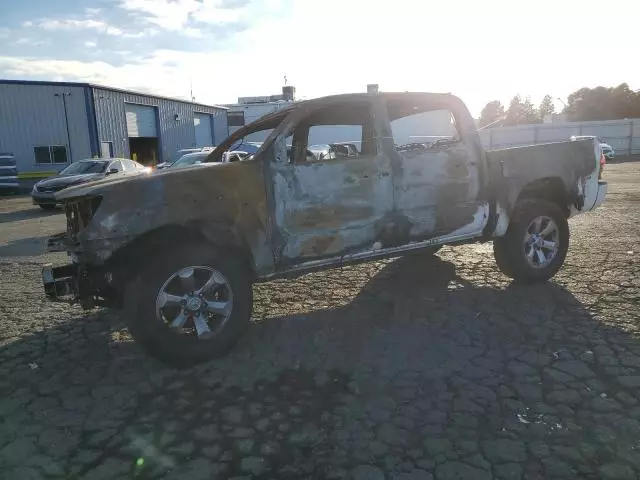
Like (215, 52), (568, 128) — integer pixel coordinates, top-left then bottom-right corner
(125, 104), (157, 137)
(194, 113), (213, 147)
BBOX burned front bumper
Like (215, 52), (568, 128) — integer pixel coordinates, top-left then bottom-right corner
(42, 233), (79, 302)
(42, 232), (124, 309)
(41, 260), (122, 309)
(42, 263), (78, 300)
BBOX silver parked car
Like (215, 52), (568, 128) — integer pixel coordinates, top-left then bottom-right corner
(31, 158), (150, 209)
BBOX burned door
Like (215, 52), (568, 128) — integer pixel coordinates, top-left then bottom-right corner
(384, 97), (487, 243)
(270, 99), (394, 266)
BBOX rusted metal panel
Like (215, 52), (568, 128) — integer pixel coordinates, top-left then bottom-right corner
(389, 144), (484, 240)
(57, 160), (273, 274)
(271, 151), (394, 263)
(487, 139), (599, 210)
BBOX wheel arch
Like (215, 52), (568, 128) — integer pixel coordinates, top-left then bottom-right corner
(515, 177), (569, 216)
(494, 176), (570, 237)
(108, 223), (257, 283)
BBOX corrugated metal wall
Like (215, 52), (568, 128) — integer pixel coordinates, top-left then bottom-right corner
(0, 83), (92, 174)
(478, 118), (640, 154)
(212, 109), (228, 147)
(92, 87), (228, 163)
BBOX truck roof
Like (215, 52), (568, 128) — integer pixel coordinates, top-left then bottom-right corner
(244, 92), (459, 130)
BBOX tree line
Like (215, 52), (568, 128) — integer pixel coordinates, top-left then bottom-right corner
(478, 83), (640, 127)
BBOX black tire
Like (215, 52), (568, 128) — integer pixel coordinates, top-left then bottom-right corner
(39, 204), (56, 210)
(492, 236), (513, 278)
(493, 199), (569, 283)
(124, 244), (252, 367)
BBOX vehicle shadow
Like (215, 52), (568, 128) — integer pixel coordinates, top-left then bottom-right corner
(0, 235), (50, 257)
(3, 254), (638, 478)
(0, 207), (61, 223)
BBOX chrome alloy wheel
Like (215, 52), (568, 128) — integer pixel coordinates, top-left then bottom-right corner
(523, 216), (560, 269)
(155, 266), (233, 339)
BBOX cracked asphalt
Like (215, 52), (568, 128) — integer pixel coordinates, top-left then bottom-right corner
(1, 162), (639, 480)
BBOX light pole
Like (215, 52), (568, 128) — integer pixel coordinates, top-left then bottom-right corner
(556, 97), (568, 109)
(54, 92), (73, 162)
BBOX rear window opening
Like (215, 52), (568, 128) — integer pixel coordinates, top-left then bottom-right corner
(387, 100), (460, 152)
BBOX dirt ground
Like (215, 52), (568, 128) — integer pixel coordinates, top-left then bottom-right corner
(1, 162), (639, 480)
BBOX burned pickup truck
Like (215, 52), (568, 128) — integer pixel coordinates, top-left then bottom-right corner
(43, 92), (607, 366)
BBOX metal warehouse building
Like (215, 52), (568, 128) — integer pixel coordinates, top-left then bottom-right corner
(0, 79), (228, 179)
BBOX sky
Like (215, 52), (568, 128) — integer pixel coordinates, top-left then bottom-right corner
(0, 0), (637, 116)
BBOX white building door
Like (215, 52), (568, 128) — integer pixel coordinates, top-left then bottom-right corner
(194, 113), (213, 147)
(125, 104), (158, 137)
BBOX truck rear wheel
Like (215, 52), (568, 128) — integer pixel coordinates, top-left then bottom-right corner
(493, 199), (569, 283)
(124, 244), (252, 367)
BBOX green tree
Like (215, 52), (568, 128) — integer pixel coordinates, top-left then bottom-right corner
(478, 100), (505, 127)
(504, 95), (523, 126)
(522, 97), (541, 124)
(504, 95), (541, 125)
(538, 95), (555, 120)
(565, 83), (640, 121)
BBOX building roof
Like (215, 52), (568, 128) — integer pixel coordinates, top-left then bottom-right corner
(0, 79), (228, 110)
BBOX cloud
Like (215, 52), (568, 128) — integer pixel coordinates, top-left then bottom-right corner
(3, 0), (636, 117)
(23, 9), (156, 38)
(85, 40), (97, 48)
(118, 0), (246, 31)
(0, 50), (277, 105)
(33, 18), (125, 36)
(10, 37), (46, 47)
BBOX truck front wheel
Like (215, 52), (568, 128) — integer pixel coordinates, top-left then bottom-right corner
(493, 199), (569, 283)
(124, 244), (252, 367)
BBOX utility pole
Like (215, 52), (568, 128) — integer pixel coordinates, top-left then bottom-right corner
(54, 92), (73, 162)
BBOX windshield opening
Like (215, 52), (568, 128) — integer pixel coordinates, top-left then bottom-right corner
(59, 160), (109, 175)
(172, 152), (212, 168)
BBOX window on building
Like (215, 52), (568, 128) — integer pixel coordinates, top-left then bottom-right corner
(228, 111), (245, 127)
(34, 145), (68, 164)
(51, 146), (68, 164)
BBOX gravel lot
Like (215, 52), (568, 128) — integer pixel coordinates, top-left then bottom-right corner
(1, 162), (639, 480)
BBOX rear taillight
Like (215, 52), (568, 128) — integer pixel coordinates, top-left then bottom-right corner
(599, 153), (606, 179)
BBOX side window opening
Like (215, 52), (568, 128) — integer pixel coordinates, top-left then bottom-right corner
(210, 107), (290, 163)
(291, 102), (376, 164)
(387, 101), (460, 153)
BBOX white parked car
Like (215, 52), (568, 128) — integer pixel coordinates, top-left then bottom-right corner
(600, 142), (615, 161)
(571, 136), (615, 161)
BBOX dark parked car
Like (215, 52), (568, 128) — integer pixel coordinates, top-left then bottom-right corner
(31, 158), (149, 209)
